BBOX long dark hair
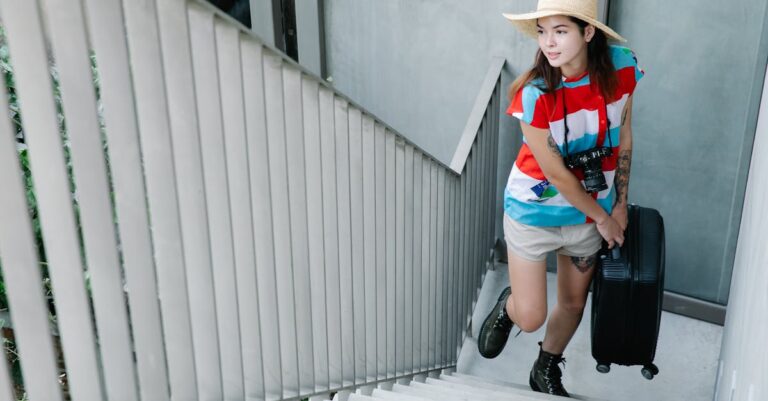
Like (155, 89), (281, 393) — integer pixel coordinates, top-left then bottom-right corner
(509, 17), (618, 102)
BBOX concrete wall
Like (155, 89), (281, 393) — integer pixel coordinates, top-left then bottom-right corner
(324, 0), (541, 263)
(714, 63), (768, 401)
(324, 0), (768, 305)
(608, 0), (768, 303)
(295, 0), (323, 77)
(325, 0), (541, 165)
(249, 0), (274, 44)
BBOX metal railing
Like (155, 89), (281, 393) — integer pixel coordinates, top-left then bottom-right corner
(0, 0), (503, 400)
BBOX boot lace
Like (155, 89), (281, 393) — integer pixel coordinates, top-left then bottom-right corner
(542, 356), (567, 392)
(492, 308), (512, 331)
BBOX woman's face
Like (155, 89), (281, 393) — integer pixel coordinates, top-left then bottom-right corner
(536, 15), (594, 71)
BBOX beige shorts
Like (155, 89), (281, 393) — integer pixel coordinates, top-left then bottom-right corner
(503, 213), (602, 262)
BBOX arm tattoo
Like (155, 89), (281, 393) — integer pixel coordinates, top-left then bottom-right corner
(613, 149), (632, 207)
(546, 134), (562, 158)
(571, 254), (597, 273)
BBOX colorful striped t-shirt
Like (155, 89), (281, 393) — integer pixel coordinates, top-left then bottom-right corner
(504, 45), (644, 227)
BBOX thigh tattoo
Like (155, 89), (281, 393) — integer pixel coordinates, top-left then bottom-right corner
(571, 254), (597, 273)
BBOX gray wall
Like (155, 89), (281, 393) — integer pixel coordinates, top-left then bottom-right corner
(249, 0), (274, 44)
(324, 0), (544, 166)
(714, 62), (768, 401)
(608, 0), (768, 304)
(324, 0), (768, 305)
(324, 0), (540, 262)
(295, 0), (323, 77)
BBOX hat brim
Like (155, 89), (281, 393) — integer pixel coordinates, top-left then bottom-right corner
(502, 11), (626, 43)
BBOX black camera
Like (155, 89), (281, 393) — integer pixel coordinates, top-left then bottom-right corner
(564, 147), (612, 193)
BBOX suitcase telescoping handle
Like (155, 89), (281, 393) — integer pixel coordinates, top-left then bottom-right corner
(601, 242), (622, 260)
(611, 246), (621, 260)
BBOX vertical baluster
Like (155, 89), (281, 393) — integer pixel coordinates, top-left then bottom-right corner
(478, 113), (489, 270)
(263, 50), (300, 397)
(303, 77), (330, 393)
(472, 127), (482, 298)
(488, 89), (497, 259)
(175, 7), (248, 400)
(411, 150), (424, 372)
(395, 138), (406, 376)
(485, 103), (495, 259)
(451, 178), (461, 361)
(107, 0), (208, 398)
(374, 123), (387, 380)
(362, 116), (378, 382)
(385, 130), (396, 378)
(81, 0), (176, 397)
(491, 84), (502, 258)
(441, 170), (453, 366)
(348, 107), (367, 385)
(477, 115), (486, 269)
(318, 89), (343, 389)
(466, 152), (477, 332)
(127, 0), (222, 397)
(190, 7), (258, 399)
(0, 332), (13, 400)
(200, 14), (246, 401)
(435, 168), (446, 366)
(241, 39), (283, 399)
(458, 162), (469, 343)
(334, 98), (355, 387)
(419, 157), (431, 369)
(27, 0), (128, 398)
(51, 0), (149, 395)
(283, 64), (316, 394)
(471, 135), (482, 307)
(403, 144), (415, 374)
(0, 60), (63, 401)
(429, 163), (439, 368)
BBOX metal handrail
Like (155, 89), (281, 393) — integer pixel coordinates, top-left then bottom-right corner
(450, 57), (506, 174)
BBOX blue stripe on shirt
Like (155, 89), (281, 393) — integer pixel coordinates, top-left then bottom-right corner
(504, 187), (616, 227)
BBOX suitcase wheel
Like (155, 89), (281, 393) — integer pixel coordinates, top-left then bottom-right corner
(595, 363), (610, 374)
(641, 364), (659, 380)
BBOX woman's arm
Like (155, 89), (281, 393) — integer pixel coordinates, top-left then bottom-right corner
(611, 96), (634, 230)
(520, 121), (624, 247)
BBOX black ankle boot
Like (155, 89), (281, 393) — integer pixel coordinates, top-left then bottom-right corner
(529, 341), (570, 397)
(477, 287), (522, 358)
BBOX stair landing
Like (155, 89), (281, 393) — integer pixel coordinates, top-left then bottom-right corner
(456, 265), (722, 401)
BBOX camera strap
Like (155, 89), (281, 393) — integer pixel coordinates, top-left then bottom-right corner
(561, 85), (613, 158)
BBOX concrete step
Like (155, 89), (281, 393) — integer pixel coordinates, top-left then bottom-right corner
(424, 377), (550, 400)
(335, 370), (610, 401)
(391, 382), (470, 401)
(349, 394), (382, 401)
(408, 379), (544, 401)
(441, 372), (535, 393)
(448, 372), (610, 401)
(371, 387), (433, 401)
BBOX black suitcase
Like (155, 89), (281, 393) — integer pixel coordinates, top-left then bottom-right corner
(590, 204), (665, 380)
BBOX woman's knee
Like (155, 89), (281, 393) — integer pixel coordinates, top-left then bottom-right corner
(559, 299), (586, 316)
(514, 308), (547, 332)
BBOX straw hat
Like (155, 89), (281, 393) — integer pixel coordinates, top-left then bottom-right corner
(503, 0), (626, 42)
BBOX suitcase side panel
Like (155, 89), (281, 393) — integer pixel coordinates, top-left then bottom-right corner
(591, 205), (665, 367)
(591, 259), (632, 363)
(629, 207), (665, 364)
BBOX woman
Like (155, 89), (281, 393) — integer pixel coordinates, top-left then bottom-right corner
(477, 0), (644, 397)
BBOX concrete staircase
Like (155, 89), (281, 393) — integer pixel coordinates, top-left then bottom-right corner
(342, 371), (608, 401)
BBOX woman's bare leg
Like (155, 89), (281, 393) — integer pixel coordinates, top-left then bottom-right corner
(505, 250), (549, 333)
(540, 253), (598, 354)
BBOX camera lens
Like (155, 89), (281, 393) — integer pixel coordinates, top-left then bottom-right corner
(583, 167), (608, 192)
